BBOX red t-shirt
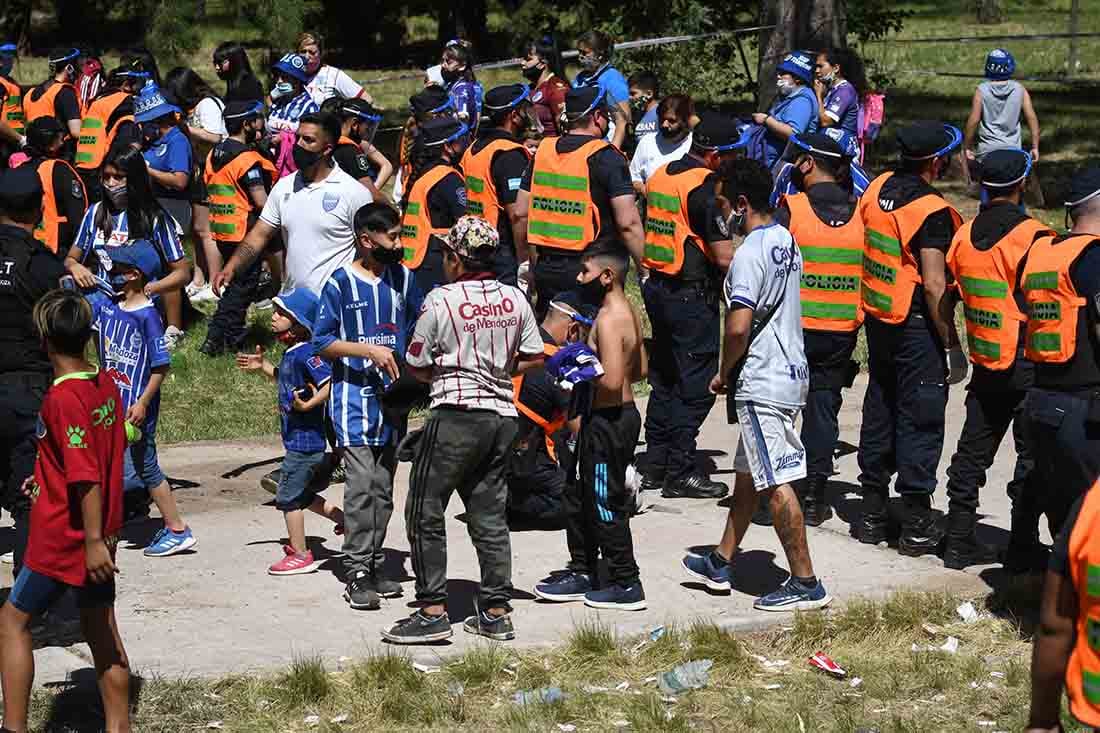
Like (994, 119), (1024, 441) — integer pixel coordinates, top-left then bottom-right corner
(26, 368), (125, 586)
(531, 75), (569, 137)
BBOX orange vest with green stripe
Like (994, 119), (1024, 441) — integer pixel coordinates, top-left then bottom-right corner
(1, 76), (24, 136)
(859, 172), (962, 324)
(461, 137), (531, 229)
(946, 217), (1051, 370)
(23, 81), (75, 126)
(512, 342), (564, 461)
(527, 137), (611, 252)
(1022, 234), (1098, 363)
(784, 192), (865, 332)
(31, 158), (85, 254)
(1065, 479), (1100, 727)
(204, 149), (276, 244)
(641, 163), (712, 275)
(401, 164), (455, 269)
(75, 91), (132, 171)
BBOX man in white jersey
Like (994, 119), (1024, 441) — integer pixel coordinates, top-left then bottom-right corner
(681, 159), (831, 612)
(382, 216), (544, 645)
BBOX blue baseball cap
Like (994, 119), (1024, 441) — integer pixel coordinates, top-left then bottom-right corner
(133, 82), (181, 123)
(272, 52), (310, 84)
(985, 48), (1016, 80)
(777, 50), (815, 85)
(272, 288), (320, 335)
(0, 43), (16, 55)
(108, 240), (162, 280)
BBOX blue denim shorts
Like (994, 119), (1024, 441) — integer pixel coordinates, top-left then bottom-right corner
(276, 450), (328, 511)
(124, 421), (165, 493)
(9, 566), (115, 615)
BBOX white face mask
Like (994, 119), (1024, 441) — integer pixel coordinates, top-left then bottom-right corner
(777, 78), (797, 96)
(271, 81), (294, 100)
(819, 71), (835, 83)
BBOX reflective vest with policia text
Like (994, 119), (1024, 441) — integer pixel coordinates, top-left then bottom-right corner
(512, 342), (565, 461)
(784, 192), (865, 332)
(461, 137), (531, 229)
(401, 164), (455, 269)
(32, 158), (86, 254)
(946, 217), (1052, 370)
(75, 91), (132, 171)
(1021, 234), (1100, 363)
(1064, 477), (1100, 728)
(204, 149), (277, 244)
(527, 138), (616, 252)
(22, 81), (75, 127)
(0, 76), (24, 136)
(641, 164), (712, 275)
(859, 172), (962, 324)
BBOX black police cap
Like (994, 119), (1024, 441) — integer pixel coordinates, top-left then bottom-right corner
(1066, 166), (1100, 208)
(564, 86), (604, 119)
(339, 98), (380, 120)
(0, 166), (44, 212)
(410, 86), (453, 117)
(897, 121), (955, 160)
(793, 132), (846, 160)
(980, 148), (1031, 188)
(484, 84), (529, 112)
(419, 116), (466, 146)
(692, 113), (745, 152)
(222, 99), (264, 121)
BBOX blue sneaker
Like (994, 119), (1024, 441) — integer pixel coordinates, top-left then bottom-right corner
(534, 571), (592, 602)
(144, 527), (197, 557)
(753, 577), (831, 612)
(583, 583), (646, 611)
(682, 552), (731, 592)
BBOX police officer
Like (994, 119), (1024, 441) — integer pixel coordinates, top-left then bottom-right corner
(23, 48), (82, 143)
(1021, 166), (1100, 536)
(324, 97), (389, 199)
(516, 85), (644, 320)
(0, 42), (25, 159)
(74, 66), (145, 202)
(400, 116), (469, 294)
(638, 114), (744, 500)
(857, 121), (966, 555)
(773, 132), (864, 525)
(941, 149), (1052, 571)
(0, 166), (66, 571)
(22, 117), (87, 256)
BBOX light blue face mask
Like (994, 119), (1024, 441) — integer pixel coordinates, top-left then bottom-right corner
(271, 81), (294, 100)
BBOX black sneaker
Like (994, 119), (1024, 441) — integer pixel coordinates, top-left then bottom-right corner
(260, 469), (280, 495)
(662, 474), (729, 499)
(858, 490), (889, 545)
(899, 517), (945, 557)
(639, 471), (665, 495)
(343, 570), (380, 610)
(381, 610), (452, 644)
(372, 573), (403, 598)
(584, 583), (646, 611)
(329, 458), (348, 484)
(463, 610), (515, 641)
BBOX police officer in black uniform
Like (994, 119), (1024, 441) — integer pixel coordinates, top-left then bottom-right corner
(0, 166), (66, 570)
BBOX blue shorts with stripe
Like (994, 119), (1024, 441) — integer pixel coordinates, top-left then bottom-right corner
(733, 400), (807, 491)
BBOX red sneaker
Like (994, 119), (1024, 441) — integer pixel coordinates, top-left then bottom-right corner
(268, 545), (316, 576)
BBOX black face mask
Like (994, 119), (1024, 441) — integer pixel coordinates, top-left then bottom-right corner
(659, 125), (683, 140)
(441, 67), (461, 85)
(577, 276), (607, 307)
(521, 64), (542, 82)
(292, 145), (324, 172)
(372, 245), (403, 265)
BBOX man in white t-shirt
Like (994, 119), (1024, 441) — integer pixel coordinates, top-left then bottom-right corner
(681, 158), (831, 613)
(381, 217), (544, 646)
(629, 95), (694, 194)
(212, 111), (373, 296)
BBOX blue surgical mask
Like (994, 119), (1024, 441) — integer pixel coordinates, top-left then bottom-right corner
(271, 81), (294, 100)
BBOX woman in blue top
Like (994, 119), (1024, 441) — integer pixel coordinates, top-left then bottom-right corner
(752, 50), (820, 170)
(814, 48), (866, 139)
(134, 81), (193, 234)
(440, 39), (483, 133)
(572, 29), (631, 150)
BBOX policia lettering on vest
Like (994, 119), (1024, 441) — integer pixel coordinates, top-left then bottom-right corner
(637, 113), (745, 500)
(856, 122), (966, 557)
(941, 148), (1052, 572)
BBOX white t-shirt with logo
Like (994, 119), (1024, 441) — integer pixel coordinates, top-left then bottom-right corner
(259, 162), (373, 295)
(406, 278), (544, 416)
(629, 132), (693, 185)
(305, 65), (364, 106)
(723, 222), (808, 409)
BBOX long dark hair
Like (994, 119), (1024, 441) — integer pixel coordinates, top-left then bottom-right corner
(163, 66), (220, 112)
(96, 143), (167, 240)
(119, 47), (161, 86)
(214, 41), (254, 93)
(442, 39), (477, 84)
(820, 47), (868, 100)
(522, 35), (564, 79)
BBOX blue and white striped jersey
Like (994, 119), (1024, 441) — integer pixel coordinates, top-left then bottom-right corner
(312, 262), (424, 447)
(277, 342), (332, 453)
(770, 161), (871, 209)
(267, 92), (320, 135)
(74, 203), (185, 282)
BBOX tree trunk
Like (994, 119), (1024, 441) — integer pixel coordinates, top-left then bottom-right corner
(0, 0), (31, 52)
(756, 0), (847, 105)
(977, 0), (1003, 24)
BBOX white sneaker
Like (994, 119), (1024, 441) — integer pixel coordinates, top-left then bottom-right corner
(189, 284), (218, 304)
(1, 551), (12, 565)
(163, 325), (184, 351)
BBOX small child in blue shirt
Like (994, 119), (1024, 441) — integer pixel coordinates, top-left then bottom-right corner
(89, 239), (197, 559)
(237, 288), (345, 576)
(313, 202), (423, 610)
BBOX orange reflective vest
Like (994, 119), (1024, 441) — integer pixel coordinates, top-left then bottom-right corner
(461, 137), (531, 229)
(859, 172), (962, 324)
(946, 217), (1051, 370)
(527, 137), (613, 252)
(75, 91), (132, 171)
(32, 159), (85, 254)
(23, 81), (75, 126)
(641, 164), (712, 275)
(1022, 234), (1098, 363)
(401, 164), (456, 269)
(0, 76), (24, 136)
(512, 342), (564, 460)
(204, 149), (276, 244)
(1065, 479), (1100, 727)
(785, 192), (865, 332)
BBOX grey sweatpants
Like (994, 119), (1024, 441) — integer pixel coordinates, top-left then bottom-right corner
(406, 408), (517, 610)
(342, 444), (397, 576)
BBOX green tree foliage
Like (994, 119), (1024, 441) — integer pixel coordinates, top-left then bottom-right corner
(149, 0), (203, 67)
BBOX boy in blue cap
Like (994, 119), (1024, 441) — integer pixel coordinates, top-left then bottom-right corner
(963, 49), (1041, 172)
(88, 239), (197, 558)
(237, 288), (345, 576)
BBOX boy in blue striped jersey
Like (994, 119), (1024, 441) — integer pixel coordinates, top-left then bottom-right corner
(88, 240), (196, 558)
(313, 203), (424, 611)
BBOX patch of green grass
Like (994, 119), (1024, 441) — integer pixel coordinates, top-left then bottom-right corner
(566, 617), (620, 660)
(277, 654), (331, 707)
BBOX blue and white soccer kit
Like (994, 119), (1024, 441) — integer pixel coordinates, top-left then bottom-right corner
(73, 203), (185, 283)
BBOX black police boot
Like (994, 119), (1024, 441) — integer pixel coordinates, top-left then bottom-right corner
(1003, 502), (1049, 576)
(640, 469), (666, 496)
(943, 508), (999, 570)
(662, 473), (729, 499)
(898, 496), (945, 557)
(801, 475), (833, 527)
(858, 487), (889, 545)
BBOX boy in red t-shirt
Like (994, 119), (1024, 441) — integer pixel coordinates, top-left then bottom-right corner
(0, 290), (130, 733)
